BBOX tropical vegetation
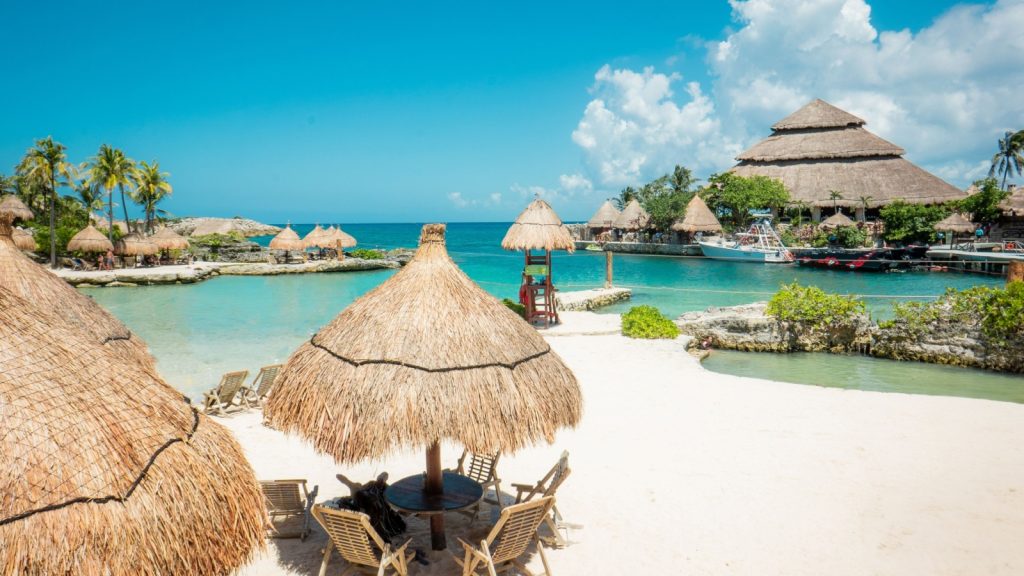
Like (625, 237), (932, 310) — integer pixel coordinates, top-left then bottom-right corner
(766, 282), (866, 329)
(621, 305), (680, 339)
(989, 130), (1024, 190)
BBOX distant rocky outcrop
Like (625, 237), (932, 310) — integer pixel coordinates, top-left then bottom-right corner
(169, 217), (281, 237)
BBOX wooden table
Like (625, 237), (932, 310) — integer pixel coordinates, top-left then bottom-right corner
(385, 471), (483, 515)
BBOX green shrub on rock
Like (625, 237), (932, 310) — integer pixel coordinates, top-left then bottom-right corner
(766, 282), (866, 329)
(349, 248), (385, 260)
(622, 305), (680, 339)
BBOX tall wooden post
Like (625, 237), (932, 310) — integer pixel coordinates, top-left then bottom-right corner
(604, 250), (613, 288)
(1009, 260), (1024, 284)
(425, 441), (445, 550)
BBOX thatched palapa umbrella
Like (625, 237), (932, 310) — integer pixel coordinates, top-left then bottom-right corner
(672, 195), (722, 234)
(67, 224), (115, 254)
(613, 198), (650, 231)
(266, 224), (582, 550)
(302, 224), (327, 248)
(116, 233), (159, 267)
(820, 211), (856, 229)
(12, 227), (36, 251)
(327, 225), (357, 248)
(151, 226), (190, 251)
(270, 223), (304, 249)
(0, 286), (265, 575)
(0, 220), (156, 371)
(934, 212), (976, 245)
(0, 194), (33, 222)
(502, 198), (575, 326)
(587, 200), (621, 231)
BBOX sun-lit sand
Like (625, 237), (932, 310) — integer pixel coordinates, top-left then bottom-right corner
(225, 313), (1024, 575)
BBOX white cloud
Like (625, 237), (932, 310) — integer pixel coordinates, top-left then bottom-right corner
(571, 0), (1024, 188)
(559, 173), (593, 193)
(447, 192), (469, 208)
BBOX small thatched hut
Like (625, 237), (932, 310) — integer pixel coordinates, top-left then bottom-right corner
(672, 195), (722, 234)
(67, 224), (114, 253)
(934, 213), (976, 234)
(0, 220), (156, 371)
(151, 227), (190, 251)
(269, 224), (305, 251)
(587, 200), (621, 231)
(730, 99), (966, 219)
(1000, 186), (1024, 216)
(0, 286), (264, 575)
(613, 199), (650, 230)
(116, 233), (159, 257)
(0, 194), (33, 221)
(820, 211), (856, 229)
(266, 224), (581, 549)
(12, 228), (36, 251)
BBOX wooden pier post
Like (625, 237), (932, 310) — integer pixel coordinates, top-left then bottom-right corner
(604, 250), (613, 288)
(1009, 260), (1024, 284)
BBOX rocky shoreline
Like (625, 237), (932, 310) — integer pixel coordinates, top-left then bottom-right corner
(168, 217), (281, 237)
(677, 302), (1023, 374)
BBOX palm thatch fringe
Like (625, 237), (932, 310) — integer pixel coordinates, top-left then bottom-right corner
(0, 221), (156, 371)
(502, 199), (575, 252)
(587, 200), (620, 229)
(269, 224), (305, 251)
(303, 224), (326, 248)
(67, 224), (114, 253)
(265, 224), (582, 463)
(116, 233), (160, 257)
(150, 227), (190, 250)
(326, 225), (358, 249)
(12, 228), (36, 251)
(0, 286), (265, 575)
(736, 127), (904, 162)
(1000, 187), (1024, 215)
(0, 194), (33, 222)
(671, 195), (722, 233)
(934, 212), (976, 233)
(772, 98), (865, 130)
(612, 199), (650, 230)
(820, 211), (855, 229)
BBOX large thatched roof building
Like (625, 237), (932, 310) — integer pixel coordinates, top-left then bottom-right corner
(730, 99), (966, 214)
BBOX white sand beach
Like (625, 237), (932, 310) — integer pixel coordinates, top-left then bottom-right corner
(222, 313), (1024, 576)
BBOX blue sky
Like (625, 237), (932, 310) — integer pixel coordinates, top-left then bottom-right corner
(2, 0), (1020, 223)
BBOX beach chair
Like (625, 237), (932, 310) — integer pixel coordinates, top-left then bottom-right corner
(241, 364), (283, 407)
(313, 505), (413, 576)
(511, 451), (575, 548)
(261, 479), (318, 540)
(448, 450), (503, 519)
(201, 370), (248, 416)
(454, 497), (556, 576)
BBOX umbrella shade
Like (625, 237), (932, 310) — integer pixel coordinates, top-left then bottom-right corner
(672, 195), (722, 233)
(269, 224), (305, 251)
(1, 221), (156, 371)
(501, 199), (576, 252)
(303, 224), (328, 248)
(12, 227), (36, 251)
(327, 225), (358, 248)
(116, 233), (160, 257)
(67, 224), (114, 253)
(150, 227), (190, 250)
(587, 200), (621, 229)
(0, 194), (33, 222)
(933, 212), (976, 234)
(613, 199), (650, 230)
(0, 286), (265, 575)
(819, 211), (856, 229)
(266, 223), (581, 462)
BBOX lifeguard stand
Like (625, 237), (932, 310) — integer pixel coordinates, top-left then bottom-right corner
(521, 249), (558, 327)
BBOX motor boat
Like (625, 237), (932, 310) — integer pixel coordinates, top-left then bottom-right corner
(698, 218), (794, 263)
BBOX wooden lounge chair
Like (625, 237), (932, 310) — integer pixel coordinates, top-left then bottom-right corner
(448, 450), (502, 519)
(261, 479), (318, 540)
(512, 450), (575, 548)
(313, 505), (413, 576)
(455, 497), (555, 576)
(201, 370), (248, 415)
(241, 364), (283, 407)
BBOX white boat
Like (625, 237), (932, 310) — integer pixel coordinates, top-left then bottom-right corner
(698, 218), (794, 263)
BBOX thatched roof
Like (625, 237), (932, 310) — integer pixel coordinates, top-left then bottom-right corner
(587, 200), (621, 229)
(0, 286), (264, 574)
(190, 219), (234, 236)
(613, 199), (650, 230)
(116, 233), (159, 257)
(820, 211), (856, 229)
(265, 224), (582, 463)
(327, 225), (358, 249)
(772, 98), (865, 130)
(269, 224), (305, 251)
(934, 212), (976, 233)
(672, 195), (722, 233)
(502, 199), (576, 252)
(150, 227), (190, 250)
(0, 220), (156, 371)
(0, 194), (33, 222)
(67, 224), (114, 253)
(732, 99), (966, 208)
(1000, 186), (1024, 215)
(302, 224), (325, 247)
(12, 228), (36, 251)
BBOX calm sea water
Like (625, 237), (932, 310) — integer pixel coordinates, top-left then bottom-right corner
(89, 222), (1012, 400)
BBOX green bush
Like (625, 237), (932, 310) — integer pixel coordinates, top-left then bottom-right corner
(190, 232), (244, 248)
(893, 283), (1024, 341)
(766, 282), (866, 329)
(349, 248), (385, 260)
(879, 201), (948, 244)
(502, 298), (526, 319)
(621, 305), (680, 339)
(809, 226), (869, 248)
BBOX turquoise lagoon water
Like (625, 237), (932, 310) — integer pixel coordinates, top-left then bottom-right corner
(89, 222), (1012, 400)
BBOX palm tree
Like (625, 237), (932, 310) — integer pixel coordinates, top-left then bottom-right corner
(17, 137), (74, 267)
(72, 175), (104, 213)
(669, 165), (695, 194)
(132, 161), (173, 233)
(828, 190), (844, 213)
(786, 200), (811, 227)
(989, 130), (1024, 190)
(856, 195), (874, 221)
(87, 144), (137, 240)
(614, 186), (637, 210)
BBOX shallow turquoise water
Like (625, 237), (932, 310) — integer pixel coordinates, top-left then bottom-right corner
(89, 222), (1006, 399)
(702, 350), (1024, 404)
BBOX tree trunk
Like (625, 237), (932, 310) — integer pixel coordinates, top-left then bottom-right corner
(119, 183), (131, 234)
(108, 188), (114, 242)
(49, 173), (57, 268)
